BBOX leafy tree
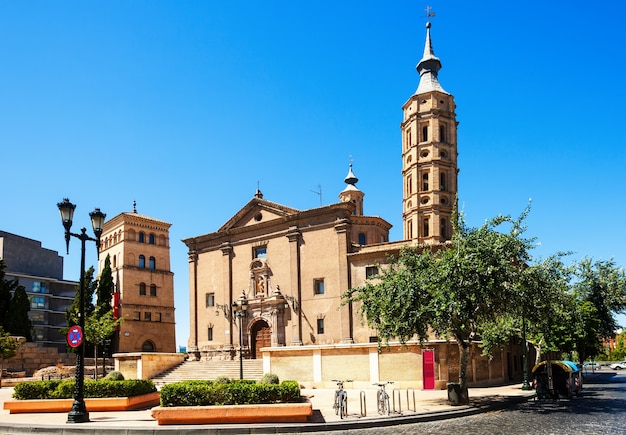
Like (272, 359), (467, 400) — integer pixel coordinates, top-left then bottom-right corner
(63, 266), (97, 333)
(572, 258), (626, 340)
(0, 327), (23, 388)
(95, 255), (114, 318)
(6, 286), (32, 341)
(0, 260), (32, 340)
(344, 208), (536, 403)
(85, 310), (121, 378)
(0, 261), (18, 330)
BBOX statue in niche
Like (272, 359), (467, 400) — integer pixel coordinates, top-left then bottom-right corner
(255, 276), (265, 295)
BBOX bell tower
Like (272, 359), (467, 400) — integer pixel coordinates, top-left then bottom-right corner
(401, 20), (458, 243)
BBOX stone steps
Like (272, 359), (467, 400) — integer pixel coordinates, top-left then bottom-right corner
(152, 359), (264, 386)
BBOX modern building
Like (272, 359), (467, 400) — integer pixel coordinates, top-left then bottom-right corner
(98, 204), (176, 353)
(182, 21), (524, 388)
(0, 230), (77, 352)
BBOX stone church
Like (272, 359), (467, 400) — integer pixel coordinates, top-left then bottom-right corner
(182, 22), (523, 389)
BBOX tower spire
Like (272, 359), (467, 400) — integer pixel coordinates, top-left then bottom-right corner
(415, 20), (448, 95)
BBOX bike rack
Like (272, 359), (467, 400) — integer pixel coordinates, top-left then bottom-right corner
(359, 391), (367, 417)
(392, 388), (402, 414)
(406, 388), (416, 412)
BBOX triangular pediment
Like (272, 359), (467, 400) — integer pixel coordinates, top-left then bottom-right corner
(218, 198), (300, 232)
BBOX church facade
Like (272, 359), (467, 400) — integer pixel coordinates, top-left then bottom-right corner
(183, 22), (524, 388)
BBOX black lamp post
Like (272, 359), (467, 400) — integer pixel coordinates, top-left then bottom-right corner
(57, 198), (106, 424)
(521, 316), (532, 390)
(231, 292), (248, 380)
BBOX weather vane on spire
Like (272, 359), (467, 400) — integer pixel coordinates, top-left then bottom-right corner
(425, 5), (436, 21)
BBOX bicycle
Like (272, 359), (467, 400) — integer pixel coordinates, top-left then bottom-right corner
(331, 379), (352, 419)
(373, 381), (394, 415)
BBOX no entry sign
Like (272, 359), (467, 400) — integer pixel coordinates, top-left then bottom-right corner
(67, 325), (83, 348)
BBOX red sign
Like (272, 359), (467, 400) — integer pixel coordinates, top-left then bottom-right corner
(67, 325), (83, 348)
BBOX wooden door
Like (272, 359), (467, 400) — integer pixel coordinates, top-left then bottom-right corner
(254, 323), (271, 359)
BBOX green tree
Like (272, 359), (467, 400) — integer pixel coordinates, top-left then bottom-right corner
(85, 310), (121, 378)
(572, 258), (626, 340)
(0, 260), (32, 340)
(61, 266), (98, 348)
(0, 327), (23, 388)
(95, 255), (114, 318)
(6, 286), (32, 341)
(344, 208), (536, 403)
(0, 260), (18, 330)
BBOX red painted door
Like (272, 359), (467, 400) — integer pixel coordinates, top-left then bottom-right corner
(423, 350), (435, 390)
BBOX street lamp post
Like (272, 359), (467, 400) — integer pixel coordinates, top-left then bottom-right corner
(522, 316), (532, 390)
(231, 292), (248, 380)
(57, 198), (106, 424)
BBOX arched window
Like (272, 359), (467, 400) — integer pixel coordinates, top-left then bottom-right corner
(440, 172), (447, 191)
(150, 284), (157, 296)
(358, 233), (367, 245)
(149, 256), (155, 270)
(407, 219), (413, 239)
(139, 283), (146, 296)
(141, 340), (155, 352)
(441, 218), (448, 239)
(113, 255), (117, 268)
(422, 125), (428, 142)
(407, 175), (413, 195)
(138, 232), (145, 243)
(138, 255), (145, 269)
(149, 233), (155, 244)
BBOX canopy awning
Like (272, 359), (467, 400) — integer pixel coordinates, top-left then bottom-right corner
(532, 360), (579, 373)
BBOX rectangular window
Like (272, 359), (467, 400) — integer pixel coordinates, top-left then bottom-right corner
(365, 266), (379, 278)
(314, 279), (325, 295)
(31, 296), (45, 309)
(144, 312), (151, 321)
(316, 319), (325, 334)
(206, 292), (215, 307)
(254, 246), (267, 259)
(30, 312), (45, 324)
(133, 311), (141, 321)
(155, 312), (162, 322)
(32, 281), (46, 293)
(208, 327), (214, 341)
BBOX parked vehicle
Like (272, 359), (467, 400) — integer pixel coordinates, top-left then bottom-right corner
(609, 361), (626, 370)
(583, 362), (602, 369)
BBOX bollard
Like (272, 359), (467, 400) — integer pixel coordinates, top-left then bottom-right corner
(360, 391), (367, 417)
(407, 388), (416, 412)
(392, 388), (402, 414)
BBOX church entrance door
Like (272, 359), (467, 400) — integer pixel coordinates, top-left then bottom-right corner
(251, 320), (271, 359)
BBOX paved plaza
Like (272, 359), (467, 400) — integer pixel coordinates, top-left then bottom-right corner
(0, 383), (536, 434)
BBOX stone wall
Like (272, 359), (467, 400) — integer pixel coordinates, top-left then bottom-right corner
(264, 341), (525, 389)
(5, 342), (75, 376)
(114, 352), (186, 379)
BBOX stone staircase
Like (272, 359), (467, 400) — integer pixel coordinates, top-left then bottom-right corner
(151, 359), (264, 387)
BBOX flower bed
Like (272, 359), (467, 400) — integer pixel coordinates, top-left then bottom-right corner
(4, 378), (159, 414)
(4, 392), (160, 414)
(151, 401), (312, 425)
(151, 378), (312, 425)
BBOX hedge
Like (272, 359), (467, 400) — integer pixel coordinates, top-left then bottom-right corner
(13, 379), (157, 400)
(159, 379), (301, 407)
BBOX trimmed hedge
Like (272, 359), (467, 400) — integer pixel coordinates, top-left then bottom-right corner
(13, 379), (156, 400)
(159, 379), (301, 407)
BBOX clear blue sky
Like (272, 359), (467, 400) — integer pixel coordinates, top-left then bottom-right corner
(2, 1), (625, 348)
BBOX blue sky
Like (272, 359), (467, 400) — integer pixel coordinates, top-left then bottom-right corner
(1, 1), (625, 348)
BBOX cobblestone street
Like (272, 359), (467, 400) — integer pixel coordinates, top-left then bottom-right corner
(313, 374), (626, 435)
